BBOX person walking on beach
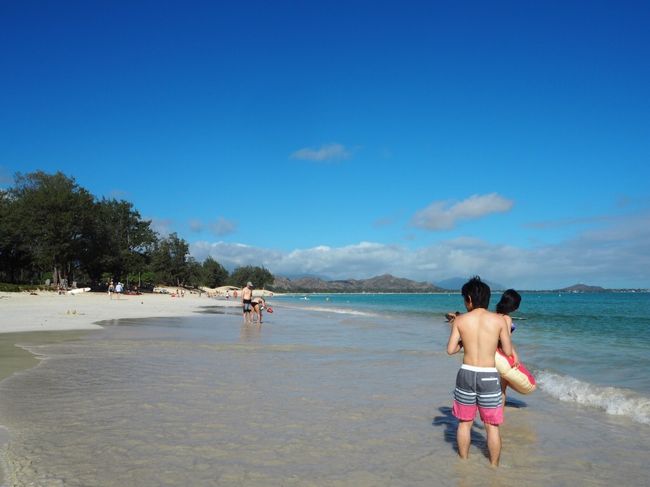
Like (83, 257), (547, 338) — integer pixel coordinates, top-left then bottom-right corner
(108, 280), (115, 299)
(115, 281), (123, 299)
(447, 276), (513, 466)
(242, 282), (254, 324)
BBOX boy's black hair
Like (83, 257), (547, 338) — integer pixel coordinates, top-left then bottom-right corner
(461, 276), (491, 309)
(496, 289), (521, 315)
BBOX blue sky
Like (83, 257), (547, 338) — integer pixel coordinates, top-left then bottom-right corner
(2, 1), (649, 289)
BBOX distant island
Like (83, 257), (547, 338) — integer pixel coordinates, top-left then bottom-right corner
(269, 276), (648, 294)
(555, 283), (647, 293)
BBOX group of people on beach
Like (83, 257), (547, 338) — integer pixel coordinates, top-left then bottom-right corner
(446, 276), (524, 467)
(107, 280), (123, 299)
(241, 281), (267, 325)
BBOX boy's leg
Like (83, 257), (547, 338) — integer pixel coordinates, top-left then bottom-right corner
(484, 422), (501, 466)
(457, 420), (472, 459)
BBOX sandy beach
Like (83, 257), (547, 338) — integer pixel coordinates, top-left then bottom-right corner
(0, 290), (240, 334)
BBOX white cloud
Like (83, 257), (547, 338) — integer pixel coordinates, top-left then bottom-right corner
(190, 241), (282, 270)
(290, 143), (351, 162)
(189, 212), (650, 289)
(411, 193), (514, 230)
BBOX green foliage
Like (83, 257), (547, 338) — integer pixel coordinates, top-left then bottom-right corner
(3, 171), (95, 285)
(0, 171), (274, 289)
(150, 233), (191, 286)
(0, 283), (42, 292)
(85, 198), (156, 282)
(202, 257), (229, 288)
(229, 265), (274, 289)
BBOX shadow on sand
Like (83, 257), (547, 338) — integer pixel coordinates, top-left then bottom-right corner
(432, 399), (529, 459)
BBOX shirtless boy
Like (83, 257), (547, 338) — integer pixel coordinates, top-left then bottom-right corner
(447, 276), (513, 466)
(242, 282), (254, 324)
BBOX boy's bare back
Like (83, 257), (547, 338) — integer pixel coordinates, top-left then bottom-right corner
(448, 308), (512, 367)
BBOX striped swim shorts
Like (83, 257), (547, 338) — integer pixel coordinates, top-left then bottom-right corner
(452, 364), (503, 425)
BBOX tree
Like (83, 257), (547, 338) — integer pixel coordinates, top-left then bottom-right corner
(84, 198), (156, 284)
(0, 189), (31, 283)
(150, 232), (191, 286)
(184, 257), (204, 288)
(230, 265), (274, 289)
(9, 172), (95, 286)
(202, 257), (229, 288)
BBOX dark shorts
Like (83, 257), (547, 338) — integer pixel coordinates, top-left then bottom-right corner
(243, 300), (252, 312)
(452, 364), (503, 425)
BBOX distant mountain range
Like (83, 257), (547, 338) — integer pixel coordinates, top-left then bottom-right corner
(435, 277), (505, 291)
(558, 283), (606, 292)
(269, 275), (644, 294)
(270, 274), (444, 293)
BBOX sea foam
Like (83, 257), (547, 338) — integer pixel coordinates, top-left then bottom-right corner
(282, 304), (378, 317)
(537, 370), (650, 424)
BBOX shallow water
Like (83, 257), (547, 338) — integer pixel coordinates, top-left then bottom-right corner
(279, 292), (650, 424)
(0, 304), (649, 486)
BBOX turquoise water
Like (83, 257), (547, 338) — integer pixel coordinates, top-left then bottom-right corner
(275, 292), (650, 423)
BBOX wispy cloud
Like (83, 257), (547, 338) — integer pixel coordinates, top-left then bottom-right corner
(189, 219), (203, 232)
(210, 217), (238, 236)
(373, 216), (396, 228)
(150, 218), (174, 237)
(108, 189), (129, 200)
(290, 143), (351, 162)
(189, 212), (650, 289)
(524, 215), (612, 230)
(411, 193), (514, 231)
(189, 217), (238, 236)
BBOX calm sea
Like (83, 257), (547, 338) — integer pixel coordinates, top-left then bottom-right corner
(0, 292), (648, 486)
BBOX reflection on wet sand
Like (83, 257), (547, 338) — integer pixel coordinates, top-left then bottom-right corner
(240, 322), (262, 342)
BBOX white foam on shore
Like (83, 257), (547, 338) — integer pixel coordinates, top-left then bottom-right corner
(537, 370), (650, 424)
(289, 305), (378, 317)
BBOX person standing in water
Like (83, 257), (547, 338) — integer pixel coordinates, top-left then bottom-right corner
(495, 289), (522, 402)
(447, 276), (513, 466)
(241, 282), (254, 324)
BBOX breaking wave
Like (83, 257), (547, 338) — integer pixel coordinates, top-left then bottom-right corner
(537, 370), (650, 424)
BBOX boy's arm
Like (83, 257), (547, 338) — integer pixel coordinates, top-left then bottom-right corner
(447, 322), (462, 355)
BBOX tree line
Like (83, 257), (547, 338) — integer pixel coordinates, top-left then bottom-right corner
(0, 171), (273, 290)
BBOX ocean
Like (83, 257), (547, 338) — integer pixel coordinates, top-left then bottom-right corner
(278, 291), (650, 422)
(0, 292), (648, 486)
